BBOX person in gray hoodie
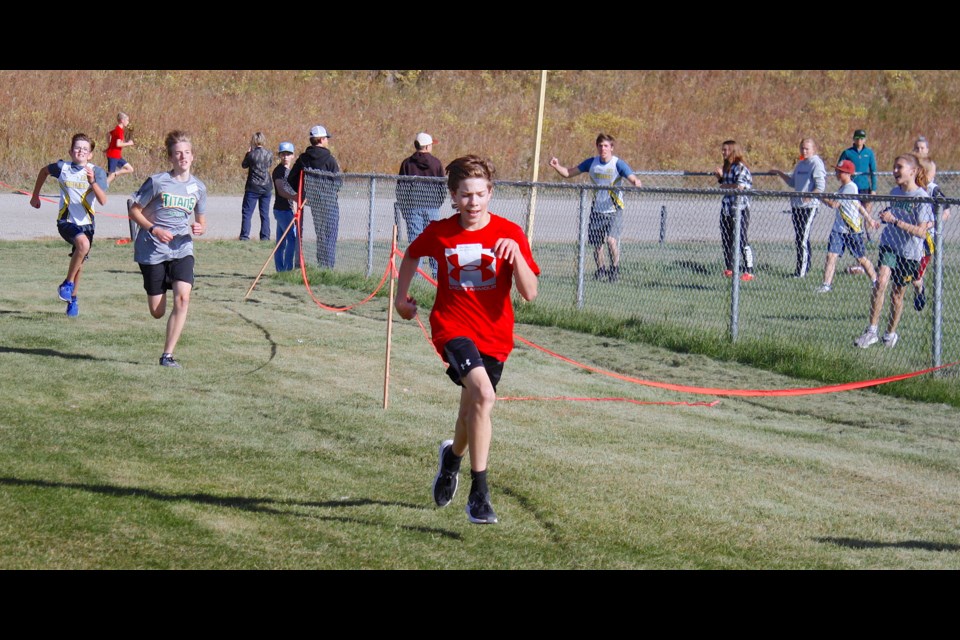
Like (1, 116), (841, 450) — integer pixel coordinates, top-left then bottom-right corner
(772, 138), (827, 278)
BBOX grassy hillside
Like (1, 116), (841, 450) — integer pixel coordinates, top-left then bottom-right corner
(2, 70), (958, 193)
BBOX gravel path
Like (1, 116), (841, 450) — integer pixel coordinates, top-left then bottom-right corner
(1, 192), (247, 241)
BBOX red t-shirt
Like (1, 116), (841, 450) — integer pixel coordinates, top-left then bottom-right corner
(107, 125), (125, 159)
(407, 213), (540, 362)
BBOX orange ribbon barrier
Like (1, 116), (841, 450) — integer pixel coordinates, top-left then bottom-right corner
(391, 245), (956, 397)
(296, 203), (397, 312)
(3, 180), (130, 220)
(499, 396), (721, 407)
(514, 334), (957, 397)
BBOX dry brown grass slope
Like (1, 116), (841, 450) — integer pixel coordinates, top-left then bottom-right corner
(2, 70), (957, 192)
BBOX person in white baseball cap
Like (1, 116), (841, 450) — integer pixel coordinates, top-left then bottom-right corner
(396, 131), (445, 276)
(309, 125), (332, 140)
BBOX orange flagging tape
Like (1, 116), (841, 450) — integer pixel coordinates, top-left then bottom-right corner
(398, 244), (957, 398)
(500, 396), (721, 407)
(4, 181), (130, 220)
(300, 252), (392, 312)
(393, 246), (440, 287)
(514, 335), (958, 397)
(297, 199), (393, 313)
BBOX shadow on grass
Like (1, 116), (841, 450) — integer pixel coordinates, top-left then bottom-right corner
(672, 260), (713, 276)
(228, 309), (278, 375)
(0, 345), (139, 365)
(0, 475), (461, 541)
(640, 280), (716, 291)
(102, 269), (250, 280)
(816, 536), (960, 552)
(499, 484), (561, 544)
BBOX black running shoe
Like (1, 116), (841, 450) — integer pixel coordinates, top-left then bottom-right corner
(915, 285), (926, 311)
(465, 492), (498, 524)
(432, 439), (459, 507)
(159, 354), (182, 368)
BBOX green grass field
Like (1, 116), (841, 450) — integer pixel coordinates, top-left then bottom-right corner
(312, 235), (960, 407)
(2, 239), (959, 569)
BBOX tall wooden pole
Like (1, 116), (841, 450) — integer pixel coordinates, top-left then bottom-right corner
(525, 70), (548, 242)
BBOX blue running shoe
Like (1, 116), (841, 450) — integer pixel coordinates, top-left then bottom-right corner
(58, 280), (74, 302)
(66, 297), (78, 317)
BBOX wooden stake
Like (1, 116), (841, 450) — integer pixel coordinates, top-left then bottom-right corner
(243, 214), (298, 301)
(383, 224), (398, 409)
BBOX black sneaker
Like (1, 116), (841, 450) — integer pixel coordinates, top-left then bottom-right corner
(593, 267), (607, 281)
(915, 285), (926, 311)
(159, 354), (182, 368)
(608, 265), (620, 283)
(465, 492), (498, 524)
(432, 439), (459, 507)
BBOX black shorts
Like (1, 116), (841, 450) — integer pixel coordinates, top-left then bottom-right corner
(443, 336), (504, 393)
(139, 256), (195, 296)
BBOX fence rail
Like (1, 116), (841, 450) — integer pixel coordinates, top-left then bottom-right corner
(302, 170), (958, 377)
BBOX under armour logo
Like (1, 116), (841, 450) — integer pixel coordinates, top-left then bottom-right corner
(448, 252), (496, 283)
(461, 358), (471, 370)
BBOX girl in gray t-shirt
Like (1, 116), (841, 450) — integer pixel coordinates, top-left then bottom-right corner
(854, 153), (933, 350)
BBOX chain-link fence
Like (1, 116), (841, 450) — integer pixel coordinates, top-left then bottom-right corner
(303, 169), (958, 377)
(611, 170), (960, 195)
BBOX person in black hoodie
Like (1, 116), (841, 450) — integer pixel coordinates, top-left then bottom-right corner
(283, 125), (342, 268)
(396, 132), (446, 276)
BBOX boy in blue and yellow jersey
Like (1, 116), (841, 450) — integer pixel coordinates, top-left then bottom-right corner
(30, 133), (109, 317)
(549, 133), (642, 282)
(816, 159), (878, 293)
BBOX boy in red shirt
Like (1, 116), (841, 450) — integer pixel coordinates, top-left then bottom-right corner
(394, 155), (540, 524)
(106, 112), (135, 184)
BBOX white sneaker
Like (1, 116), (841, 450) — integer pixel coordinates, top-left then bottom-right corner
(816, 284), (832, 293)
(882, 332), (899, 348)
(854, 328), (879, 349)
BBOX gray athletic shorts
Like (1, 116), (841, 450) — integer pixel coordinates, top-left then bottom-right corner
(588, 208), (623, 246)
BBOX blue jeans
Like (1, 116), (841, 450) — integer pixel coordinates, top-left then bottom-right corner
(309, 195), (340, 268)
(402, 207), (440, 276)
(241, 190), (272, 240)
(274, 208), (298, 272)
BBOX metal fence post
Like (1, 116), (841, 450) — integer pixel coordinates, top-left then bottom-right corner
(659, 205), (667, 244)
(576, 186), (588, 309)
(367, 176), (376, 278)
(730, 204), (743, 342)
(933, 204), (944, 372)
